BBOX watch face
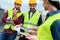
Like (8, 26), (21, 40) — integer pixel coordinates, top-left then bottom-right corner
(7, 17), (12, 21)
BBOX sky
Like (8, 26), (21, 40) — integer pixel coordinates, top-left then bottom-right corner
(0, 0), (48, 15)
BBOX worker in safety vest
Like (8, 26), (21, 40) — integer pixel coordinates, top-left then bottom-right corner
(24, 0), (42, 35)
(0, 0), (23, 40)
(19, 0), (42, 40)
(26, 0), (60, 40)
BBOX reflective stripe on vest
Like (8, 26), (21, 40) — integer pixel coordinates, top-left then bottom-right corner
(4, 8), (22, 30)
(37, 13), (60, 40)
(24, 11), (40, 28)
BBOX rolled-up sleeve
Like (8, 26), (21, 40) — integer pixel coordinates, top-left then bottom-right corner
(13, 14), (24, 25)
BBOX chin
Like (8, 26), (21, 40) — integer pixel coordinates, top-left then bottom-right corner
(16, 8), (20, 10)
(44, 8), (47, 10)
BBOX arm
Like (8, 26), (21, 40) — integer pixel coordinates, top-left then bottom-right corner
(50, 20), (60, 40)
(46, 13), (60, 40)
(2, 11), (15, 26)
(30, 15), (42, 32)
(27, 15), (42, 35)
(13, 14), (24, 26)
(37, 15), (42, 26)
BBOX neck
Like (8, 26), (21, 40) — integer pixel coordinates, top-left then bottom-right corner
(48, 5), (57, 12)
(30, 9), (36, 12)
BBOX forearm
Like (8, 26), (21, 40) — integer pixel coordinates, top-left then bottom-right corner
(6, 20), (15, 26)
(19, 23), (23, 27)
(13, 16), (17, 20)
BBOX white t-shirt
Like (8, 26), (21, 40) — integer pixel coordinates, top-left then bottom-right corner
(30, 12), (33, 19)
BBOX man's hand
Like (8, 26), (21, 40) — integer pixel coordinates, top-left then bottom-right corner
(13, 8), (19, 20)
(13, 8), (19, 14)
(6, 20), (15, 26)
(14, 25), (20, 32)
(31, 27), (38, 31)
(27, 27), (38, 35)
(28, 30), (37, 35)
(26, 34), (38, 40)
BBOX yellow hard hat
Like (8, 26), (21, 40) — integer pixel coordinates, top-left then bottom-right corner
(15, 0), (22, 4)
(29, 0), (36, 4)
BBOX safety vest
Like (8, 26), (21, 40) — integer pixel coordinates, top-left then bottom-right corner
(4, 8), (22, 31)
(24, 11), (40, 28)
(37, 13), (60, 40)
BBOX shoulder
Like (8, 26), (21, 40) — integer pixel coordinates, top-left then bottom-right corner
(51, 20), (60, 26)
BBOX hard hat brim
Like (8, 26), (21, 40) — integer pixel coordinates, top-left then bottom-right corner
(15, 2), (22, 5)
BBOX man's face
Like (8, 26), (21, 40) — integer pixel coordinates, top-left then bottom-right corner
(43, 0), (49, 10)
(14, 3), (21, 10)
(29, 4), (36, 11)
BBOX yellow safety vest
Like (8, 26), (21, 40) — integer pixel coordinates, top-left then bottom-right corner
(24, 11), (40, 28)
(37, 13), (60, 40)
(4, 8), (22, 31)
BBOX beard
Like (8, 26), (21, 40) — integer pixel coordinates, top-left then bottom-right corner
(15, 6), (20, 11)
(16, 7), (20, 10)
(30, 8), (35, 11)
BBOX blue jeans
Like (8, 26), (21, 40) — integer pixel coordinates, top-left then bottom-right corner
(0, 32), (17, 40)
